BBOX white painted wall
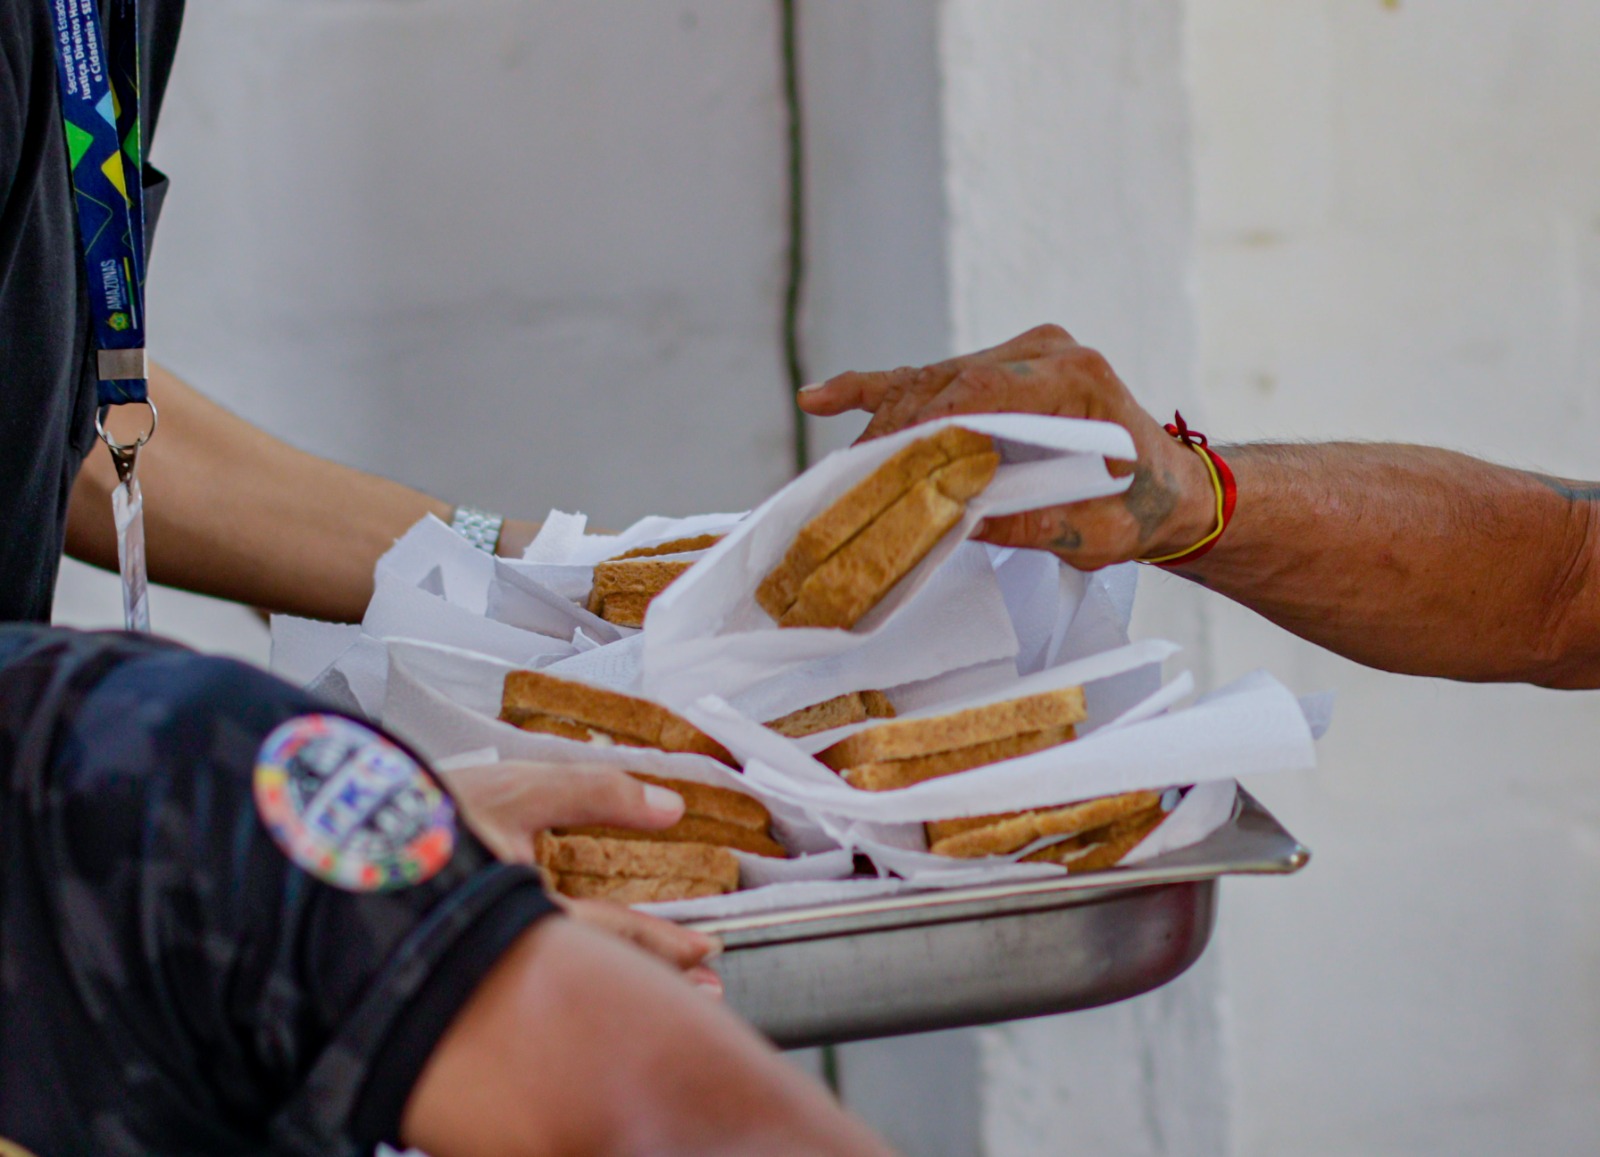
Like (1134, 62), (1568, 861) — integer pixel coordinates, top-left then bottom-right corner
(1190, 3), (1600, 1154)
(797, 0), (950, 459)
(936, 4), (1227, 1155)
(152, 0), (794, 525)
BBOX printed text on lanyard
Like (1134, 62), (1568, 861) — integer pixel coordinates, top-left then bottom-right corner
(47, 0), (155, 631)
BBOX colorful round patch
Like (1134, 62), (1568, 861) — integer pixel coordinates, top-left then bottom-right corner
(253, 714), (455, 892)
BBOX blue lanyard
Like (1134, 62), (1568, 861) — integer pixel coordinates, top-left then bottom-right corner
(46, 0), (148, 407)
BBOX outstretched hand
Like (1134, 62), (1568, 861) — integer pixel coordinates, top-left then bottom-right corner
(798, 324), (1217, 570)
(442, 760), (723, 994)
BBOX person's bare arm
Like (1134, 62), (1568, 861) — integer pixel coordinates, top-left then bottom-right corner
(66, 361), (538, 622)
(1171, 443), (1600, 687)
(798, 324), (1600, 689)
(402, 917), (898, 1157)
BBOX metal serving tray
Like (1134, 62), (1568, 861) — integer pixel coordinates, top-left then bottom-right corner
(692, 790), (1307, 1048)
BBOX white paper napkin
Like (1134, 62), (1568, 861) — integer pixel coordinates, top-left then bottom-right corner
(269, 615), (359, 685)
(832, 778), (1240, 883)
(680, 651), (1314, 826)
(485, 558), (628, 644)
(302, 635), (388, 717)
(375, 514), (498, 614)
(1123, 779), (1239, 865)
(365, 571), (577, 668)
(639, 541), (1020, 716)
(640, 414), (1133, 672)
(523, 509), (744, 567)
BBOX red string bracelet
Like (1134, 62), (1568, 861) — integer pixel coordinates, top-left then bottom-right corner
(1136, 412), (1238, 567)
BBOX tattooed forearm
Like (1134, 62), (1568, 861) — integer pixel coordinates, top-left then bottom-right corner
(1527, 472), (1600, 504)
(1122, 464), (1181, 543)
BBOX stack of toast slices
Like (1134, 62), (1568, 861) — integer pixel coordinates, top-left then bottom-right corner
(817, 685), (1169, 870)
(757, 426), (1001, 629)
(500, 669), (736, 767)
(501, 672), (788, 900)
(586, 533), (725, 628)
(536, 772), (785, 902)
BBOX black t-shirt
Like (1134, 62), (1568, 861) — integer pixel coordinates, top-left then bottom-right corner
(0, 625), (558, 1154)
(0, 0), (185, 622)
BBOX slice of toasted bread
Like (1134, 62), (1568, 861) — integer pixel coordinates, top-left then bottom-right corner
(511, 710), (745, 766)
(780, 478), (963, 629)
(557, 770), (784, 857)
(860, 690), (897, 718)
(1021, 804), (1167, 873)
(586, 558), (695, 614)
(611, 533), (726, 561)
(535, 832), (740, 888)
(765, 690), (897, 739)
(756, 427), (995, 620)
(552, 873), (730, 902)
(501, 671), (735, 766)
(559, 817), (787, 859)
(927, 790), (1162, 859)
(587, 536), (722, 621)
(509, 710), (652, 750)
(627, 772), (772, 832)
(911, 449), (1004, 507)
(920, 811), (1002, 844)
(776, 448), (999, 630)
(842, 724), (1077, 792)
(819, 685), (1085, 771)
(597, 591), (654, 628)
(922, 781), (1148, 844)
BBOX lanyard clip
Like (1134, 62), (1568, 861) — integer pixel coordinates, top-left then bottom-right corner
(108, 440), (139, 487)
(95, 400), (158, 487)
(95, 401), (157, 634)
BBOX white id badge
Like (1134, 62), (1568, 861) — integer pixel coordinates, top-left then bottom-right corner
(100, 402), (157, 633)
(112, 476), (151, 632)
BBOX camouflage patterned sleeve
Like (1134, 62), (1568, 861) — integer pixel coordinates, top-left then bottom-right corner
(0, 627), (558, 1156)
